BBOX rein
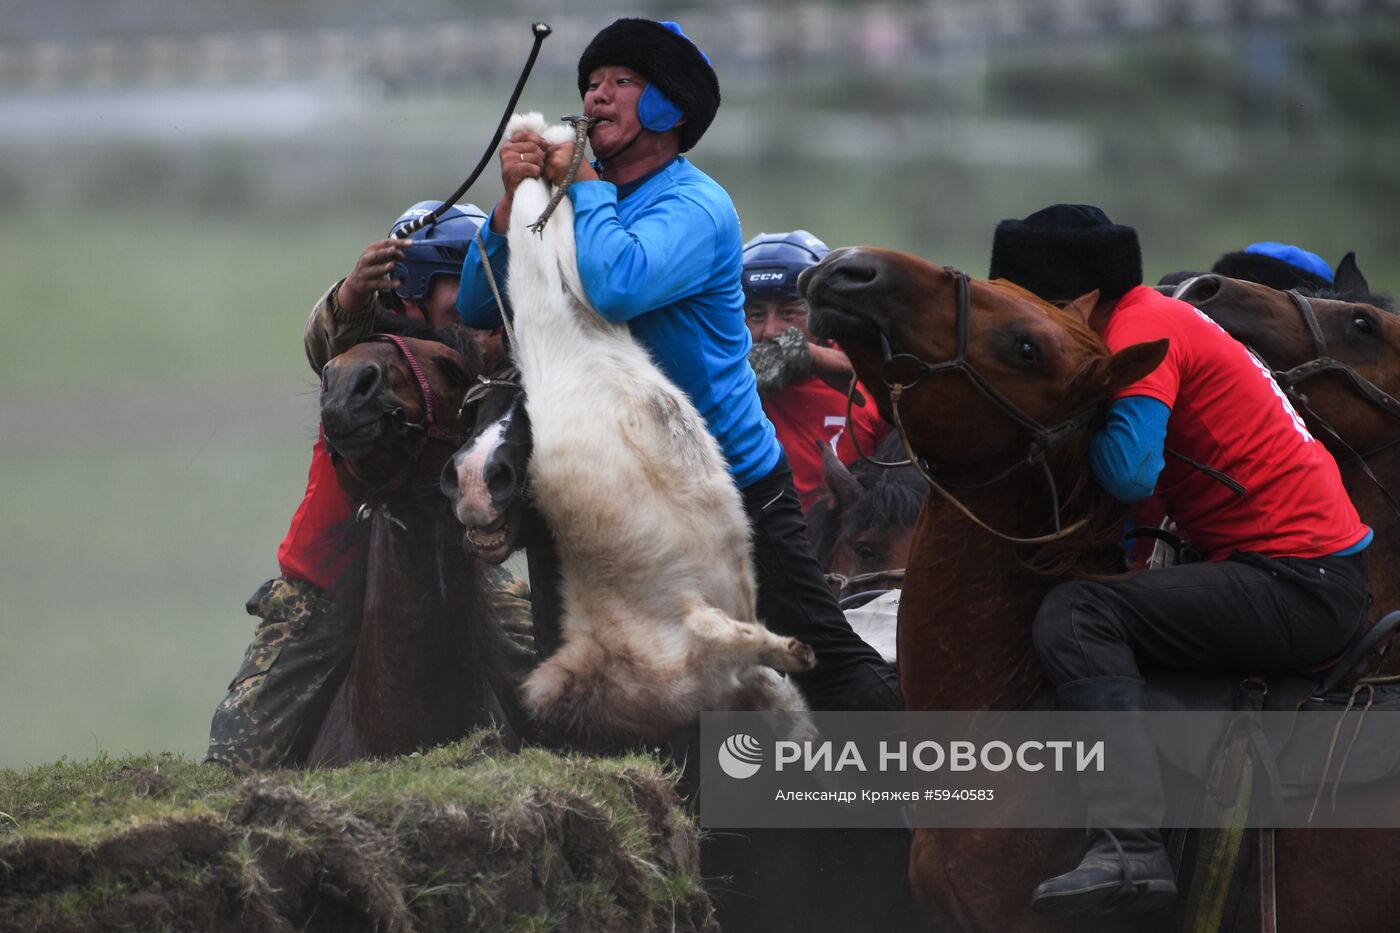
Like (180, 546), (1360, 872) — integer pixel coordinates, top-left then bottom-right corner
(826, 568), (906, 601)
(875, 268), (1097, 546)
(1268, 290), (1400, 519)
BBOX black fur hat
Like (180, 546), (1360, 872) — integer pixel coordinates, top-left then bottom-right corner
(577, 18), (720, 153)
(989, 204), (1143, 304)
(1210, 251), (1332, 292)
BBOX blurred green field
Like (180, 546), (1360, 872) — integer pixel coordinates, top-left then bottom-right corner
(3, 33), (1398, 768)
(0, 204), (394, 768)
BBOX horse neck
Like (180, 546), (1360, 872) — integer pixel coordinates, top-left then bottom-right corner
(1342, 441), (1400, 621)
(899, 462), (1099, 713)
(343, 499), (498, 756)
(900, 486), (1051, 711)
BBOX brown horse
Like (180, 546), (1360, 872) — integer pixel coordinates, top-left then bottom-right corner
(1178, 273), (1400, 623)
(307, 320), (524, 765)
(808, 435), (927, 606)
(801, 249), (1400, 933)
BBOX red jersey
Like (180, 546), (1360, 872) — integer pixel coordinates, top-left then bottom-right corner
(276, 435), (359, 592)
(763, 375), (889, 510)
(1105, 285), (1368, 561)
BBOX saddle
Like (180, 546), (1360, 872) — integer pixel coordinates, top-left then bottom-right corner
(1146, 609), (1400, 805)
(1144, 612), (1400, 933)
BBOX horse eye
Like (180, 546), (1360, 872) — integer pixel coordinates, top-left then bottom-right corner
(853, 542), (878, 562)
(1017, 338), (1039, 365)
(1354, 314), (1375, 335)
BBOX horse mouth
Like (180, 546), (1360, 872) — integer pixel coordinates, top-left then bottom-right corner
(801, 262), (882, 347)
(805, 291), (878, 347)
(464, 519), (511, 563)
(323, 420), (387, 460)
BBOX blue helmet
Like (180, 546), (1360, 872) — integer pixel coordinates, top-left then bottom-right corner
(741, 230), (830, 301)
(1243, 242), (1334, 284)
(389, 201), (488, 301)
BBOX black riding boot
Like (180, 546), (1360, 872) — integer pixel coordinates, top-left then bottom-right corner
(1029, 676), (1177, 918)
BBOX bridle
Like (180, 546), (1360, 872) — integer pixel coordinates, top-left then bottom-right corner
(874, 267), (1101, 545)
(459, 363), (524, 418)
(456, 361), (531, 510)
(324, 334), (462, 496)
(1266, 289), (1400, 517)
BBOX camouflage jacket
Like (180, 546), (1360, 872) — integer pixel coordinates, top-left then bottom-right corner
(303, 280), (394, 374)
(748, 326), (813, 398)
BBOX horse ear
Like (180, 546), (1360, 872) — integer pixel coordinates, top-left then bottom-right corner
(1334, 252), (1370, 297)
(819, 441), (863, 512)
(1098, 339), (1170, 395)
(1062, 290), (1101, 329)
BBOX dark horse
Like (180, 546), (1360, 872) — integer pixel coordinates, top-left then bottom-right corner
(802, 249), (1400, 932)
(1177, 270), (1400, 626)
(807, 434), (927, 605)
(306, 317), (524, 765)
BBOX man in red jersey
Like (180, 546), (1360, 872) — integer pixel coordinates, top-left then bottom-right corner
(742, 230), (890, 510)
(988, 204), (1373, 919)
(205, 201), (530, 773)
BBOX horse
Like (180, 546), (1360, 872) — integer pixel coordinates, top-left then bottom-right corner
(306, 317), (525, 765)
(443, 112), (813, 751)
(807, 433), (927, 604)
(801, 248), (1400, 933)
(1176, 272), (1400, 625)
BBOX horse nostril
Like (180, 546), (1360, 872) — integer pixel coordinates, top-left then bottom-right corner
(1178, 274), (1223, 306)
(351, 363), (381, 400)
(485, 459), (517, 501)
(827, 259), (879, 292)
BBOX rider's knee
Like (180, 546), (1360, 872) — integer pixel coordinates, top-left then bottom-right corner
(1032, 581), (1092, 656)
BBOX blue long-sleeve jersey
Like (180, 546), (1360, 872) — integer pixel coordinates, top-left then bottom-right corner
(457, 158), (781, 488)
(1090, 395), (1170, 503)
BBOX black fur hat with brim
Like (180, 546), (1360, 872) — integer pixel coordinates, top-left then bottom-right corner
(577, 18), (720, 153)
(1210, 251), (1332, 292)
(989, 203), (1143, 304)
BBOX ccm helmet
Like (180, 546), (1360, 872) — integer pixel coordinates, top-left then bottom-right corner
(388, 201), (488, 301)
(741, 230), (830, 301)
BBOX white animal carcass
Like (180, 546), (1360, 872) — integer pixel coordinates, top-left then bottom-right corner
(502, 113), (813, 747)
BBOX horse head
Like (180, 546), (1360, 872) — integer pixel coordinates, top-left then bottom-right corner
(808, 439), (925, 600)
(320, 326), (474, 494)
(1178, 273), (1400, 457)
(440, 373), (534, 565)
(800, 248), (1166, 489)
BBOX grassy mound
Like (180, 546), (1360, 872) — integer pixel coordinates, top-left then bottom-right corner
(0, 734), (715, 932)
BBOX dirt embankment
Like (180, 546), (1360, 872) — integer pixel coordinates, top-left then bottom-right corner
(0, 735), (716, 932)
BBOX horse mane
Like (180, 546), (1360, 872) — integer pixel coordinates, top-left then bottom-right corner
(1294, 284), (1397, 314)
(371, 311), (482, 371)
(807, 435), (928, 567)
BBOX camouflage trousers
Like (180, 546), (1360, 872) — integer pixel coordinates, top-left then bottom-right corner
(205, 568), (534, 774)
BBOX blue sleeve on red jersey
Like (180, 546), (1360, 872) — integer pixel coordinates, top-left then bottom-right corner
(1090, 395), (1170, 503)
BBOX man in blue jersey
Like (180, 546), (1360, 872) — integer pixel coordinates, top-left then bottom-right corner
(456, 17), (899, 715)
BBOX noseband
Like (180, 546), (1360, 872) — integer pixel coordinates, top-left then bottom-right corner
(372, 333), (458, 442)
(876, 268), (1100, 545)
(1267, 291), (1400, 517)
(324, 334), (462, 496)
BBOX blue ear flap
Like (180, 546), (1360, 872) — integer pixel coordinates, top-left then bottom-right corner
(637, 83), (683, 132)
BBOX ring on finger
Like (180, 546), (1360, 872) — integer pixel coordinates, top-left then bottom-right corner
(519, 152), (526, 163)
